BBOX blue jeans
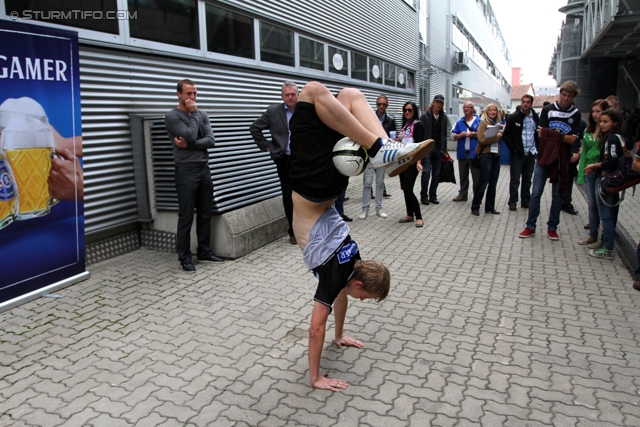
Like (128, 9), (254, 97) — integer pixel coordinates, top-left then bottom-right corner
(584, 172), (600, 240)
(526, 163), (562, 231)
(508, 152), (535, 206)
(595, 177), (619, 251)
(174, 164), (214, 262)
(420, 150), (442, 200)
(472, 154), (500, 212)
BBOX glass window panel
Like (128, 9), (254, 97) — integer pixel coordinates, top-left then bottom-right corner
(260, 22), (294, 66)
(452, 26), (463, 49)
(370, 58), (382, 84)
(300, 37), (324, 70)
(397, 68), (407, 89)
(329, 46), (348, 76)
(128, 0), (199, 49)
(351, 52), (367, 81)
(206, 4), (254, 59)
(6, 0), (119, 34)
(407, 71), (415, 89)
(384, 63), (396, 87)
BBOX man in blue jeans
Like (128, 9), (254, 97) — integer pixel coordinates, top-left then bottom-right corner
(518, 81), (581, 241)
(503, 94), (539, 211)
(165, 79), (225, 273)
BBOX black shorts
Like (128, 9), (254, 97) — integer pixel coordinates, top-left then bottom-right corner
(312, 236), (360, 312)
(288, 101), (348, 199)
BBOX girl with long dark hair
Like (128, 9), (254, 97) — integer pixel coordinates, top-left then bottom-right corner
(577, 99), (608, 248)
(584, 109), (628, 259)
(397, 101), (425, 228)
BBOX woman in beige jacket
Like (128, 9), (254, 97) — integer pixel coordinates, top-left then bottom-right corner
(471, 103), (503, 215)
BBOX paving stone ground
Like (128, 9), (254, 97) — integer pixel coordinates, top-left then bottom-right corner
(2, 164), (640, 427)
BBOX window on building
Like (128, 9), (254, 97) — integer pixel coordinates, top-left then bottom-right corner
(351, 52), (368, 81)
(128, 0), (199, 49)
(384, 63), (396, 87)
(206, 5), (254, 59)
(397, 68), (407, 89)
(6, 0), (119, 34)
(452, 26), (463, 49)
(370, 58), (382, 84)
(329, 46), (348, 76)
(407, 71), (415, 89)
(260, 22), (294, 66)
(300, 37), (324, 70)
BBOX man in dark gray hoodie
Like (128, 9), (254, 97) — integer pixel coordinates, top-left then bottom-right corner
(165, 79), (224, 273)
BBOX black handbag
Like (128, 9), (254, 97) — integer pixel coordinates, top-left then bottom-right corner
(439, 153), (456, 183)
(598, 134), (640, 206)
(471, 153), (481, 169)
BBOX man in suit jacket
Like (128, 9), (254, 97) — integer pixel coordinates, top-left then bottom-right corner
(250, 81), (299, 244)
(419, 94), (448, 205)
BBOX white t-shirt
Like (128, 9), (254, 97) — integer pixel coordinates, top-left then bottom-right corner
(465, 119), (475, 151)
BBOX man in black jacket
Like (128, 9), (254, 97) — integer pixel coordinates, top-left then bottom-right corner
(376, 95), (397, 137)
(419, 94), (448, 205)
(503, 94), (539, 211)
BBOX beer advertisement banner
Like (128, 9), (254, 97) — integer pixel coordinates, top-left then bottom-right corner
(0, 20), (86, 305)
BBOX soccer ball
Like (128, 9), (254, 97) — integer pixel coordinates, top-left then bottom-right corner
(332, 138), (370, 176)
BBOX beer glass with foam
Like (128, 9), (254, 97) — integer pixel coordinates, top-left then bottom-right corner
(0, 147), (19, 229)
(1, 115), (55, 220)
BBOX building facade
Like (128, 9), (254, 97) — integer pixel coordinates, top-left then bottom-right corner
(1, 0), (422, 262)
(549, 0), (640, 113)
(420, 0), (512, 119)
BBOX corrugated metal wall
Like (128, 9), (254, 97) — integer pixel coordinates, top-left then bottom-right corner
(80, 46), (416, 236)
(429, 0), (449, 70)
(218, 0), (420, 70)
(71, 0), (422, 237)
(424, 0), (450, 108)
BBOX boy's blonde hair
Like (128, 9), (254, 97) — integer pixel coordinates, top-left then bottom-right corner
(353, 260), (390, 302)
(559, 80), (580, 96)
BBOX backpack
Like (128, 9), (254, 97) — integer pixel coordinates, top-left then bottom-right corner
(598, 134), (640, 206)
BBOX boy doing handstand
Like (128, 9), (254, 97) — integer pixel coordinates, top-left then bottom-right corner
(288, 81), (433, 391)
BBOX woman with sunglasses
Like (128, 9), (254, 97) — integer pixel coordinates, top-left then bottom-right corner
(397, 101), (425, 227)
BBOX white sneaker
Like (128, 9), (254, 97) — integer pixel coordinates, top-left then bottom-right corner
(369, 138), (435, 169)
(359, 211), (368, 220)
(384, 157), (412, 177)
(376, 210), (388, 218)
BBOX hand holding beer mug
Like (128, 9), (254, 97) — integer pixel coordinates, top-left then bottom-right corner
(49, 148), (84, 202)
(1, 115), (57, 220)
(0, 147), (19, 230)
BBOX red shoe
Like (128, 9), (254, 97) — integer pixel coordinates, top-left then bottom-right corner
(519, 228), (535, 238)
(547, 230), (559, 241)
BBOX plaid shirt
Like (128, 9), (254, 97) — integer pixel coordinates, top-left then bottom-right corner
(522, 112), (537, 155)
